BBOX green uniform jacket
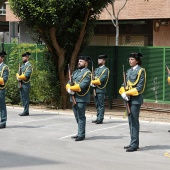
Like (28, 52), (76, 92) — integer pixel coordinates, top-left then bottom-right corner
(20, 62), (33, 88)
(94, 66), (109, 94)
(69, 68), (91, 103)
(125, 65), (146, 104)
(0, 63), (9, 93)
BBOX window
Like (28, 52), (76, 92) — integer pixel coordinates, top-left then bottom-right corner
(0, 6), (6, 15)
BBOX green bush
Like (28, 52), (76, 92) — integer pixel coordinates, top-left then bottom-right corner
(5, 42), (61, 108)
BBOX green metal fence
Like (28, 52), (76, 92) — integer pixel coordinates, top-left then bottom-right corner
(2, 43), (170, 105)
(2, 43), (45, 69)
(81, 46), (170, 104)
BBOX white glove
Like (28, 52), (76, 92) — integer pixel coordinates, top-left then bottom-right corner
(90, 84), (96, 87)
(67, 89), (75, 95)
(121, 92), (130, 101)
(17, 78), (21, 81)
(124, 96), (130, 101)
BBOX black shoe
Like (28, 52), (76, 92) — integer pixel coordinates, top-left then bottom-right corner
(92, 119), (98, 123)
(124, 145), (130, 149)
(124, 145), (139, 149)
(71, 135), (78, 139)
(126, 147), (137, 152)
(96, 120), (103, 124)
(168, 130), (170, 132)
(75, 136), (85, 141)
(19, 112), (29, 116)
(0, 123), (6, 129)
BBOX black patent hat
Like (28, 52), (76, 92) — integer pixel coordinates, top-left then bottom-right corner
(0, 51), (7, 56)
(129, 52), (143, 61)
(79, 56), (91, 62)
(22, 52), (31, 57)
(98, 54), (108, 59)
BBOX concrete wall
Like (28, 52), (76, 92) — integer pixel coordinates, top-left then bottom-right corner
(19, 23), (34, 43)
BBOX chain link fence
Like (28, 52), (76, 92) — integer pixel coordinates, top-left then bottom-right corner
(89, 35), (146, 46)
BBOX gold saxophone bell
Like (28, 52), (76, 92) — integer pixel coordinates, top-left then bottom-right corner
(0, 77), (4, 85)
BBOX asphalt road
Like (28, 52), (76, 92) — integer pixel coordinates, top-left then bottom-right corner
(0, 106), (170, 170)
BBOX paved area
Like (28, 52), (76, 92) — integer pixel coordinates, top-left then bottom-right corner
(0, 106), (170, 170)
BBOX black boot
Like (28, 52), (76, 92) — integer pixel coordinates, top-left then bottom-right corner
(71, 135), (78, 139)
(92, 119), (98, 123)
(19, 112), (29, 116)
(0, 123), (6, 129)
(96, 120), (103, 124)
(75, 136), (85, 141)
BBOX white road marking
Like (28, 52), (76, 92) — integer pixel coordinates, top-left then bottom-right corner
(59, 123), (128, 139)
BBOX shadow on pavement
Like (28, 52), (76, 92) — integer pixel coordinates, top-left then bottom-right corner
(139, 145), (170, 151)
(86, 135), (126, 140)
(6, 125), (44, 129)
(28, 114), (59, 116)
(0, 150), (59, 168)
(140, 130), (153, 133)
(102, 120), (128, 124)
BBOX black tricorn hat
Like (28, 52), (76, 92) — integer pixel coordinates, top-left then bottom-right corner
(98, 54), (108, 59)
(129, 53), (143, 61)
(79, 56), (91, 62)
(0, 51), (7, 56)
(22, 52), (31, 57)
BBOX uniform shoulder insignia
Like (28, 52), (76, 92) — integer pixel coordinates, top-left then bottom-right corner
(104, 68), (109, 72)
(86, 70), (91, 74)
(73, 70), (78, 74)
(87, 71), (91, 76)
(139, 68), (145, 72)
(4, 65), (9, 70)
(27, 65), (33, 70)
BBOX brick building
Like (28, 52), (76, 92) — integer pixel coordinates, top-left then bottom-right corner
(92, 0), (170, 46)
(1, 0), (170, 46)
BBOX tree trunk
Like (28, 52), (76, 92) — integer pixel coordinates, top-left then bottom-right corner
(58, 53), (68, 109)
(115, 19), (119, 46)
(60, 74), (68, 109)
(49, 8), (90, 109)
(60, 8), (91, 109)
(49, 27), (68, 109)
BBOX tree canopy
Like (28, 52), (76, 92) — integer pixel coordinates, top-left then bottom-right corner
(9, 0), (112, 108)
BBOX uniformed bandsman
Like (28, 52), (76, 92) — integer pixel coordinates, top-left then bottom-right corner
(119, 52), (146, 152)
(66, 56), (91, 141)
(16, 52), (33, 116)
(91, 54), (110, 124)
(0, 51), (9, 128)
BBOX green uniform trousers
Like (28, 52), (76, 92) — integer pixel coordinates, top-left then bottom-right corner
(20, 86), (30, 114)
(94, 93), (105, 121)
(73, 102), (87, 138)
(128, 104), (141, 149)
(0, 92), (7, 124)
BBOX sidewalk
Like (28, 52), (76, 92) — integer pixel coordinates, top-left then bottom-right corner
(8, 104), (170, 123)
